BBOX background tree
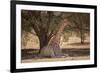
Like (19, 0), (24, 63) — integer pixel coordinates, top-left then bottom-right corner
(64, 13), (90, 44)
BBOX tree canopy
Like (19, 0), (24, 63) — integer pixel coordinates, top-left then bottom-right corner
(21, 10), (90, 57)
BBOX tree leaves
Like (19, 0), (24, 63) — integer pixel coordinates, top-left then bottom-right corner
(21, 10), (90, 46)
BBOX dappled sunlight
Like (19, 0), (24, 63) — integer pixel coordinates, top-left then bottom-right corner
(22, 33), (40, 49)
(60, 36), (90, 49)
(22, 34), (90, 49)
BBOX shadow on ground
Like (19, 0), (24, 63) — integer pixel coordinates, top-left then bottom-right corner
(21, 48), (90, 60)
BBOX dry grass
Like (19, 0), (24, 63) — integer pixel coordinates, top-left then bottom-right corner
(22, 56), (90, 63)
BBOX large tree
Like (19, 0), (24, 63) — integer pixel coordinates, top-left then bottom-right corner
(21, 10), (70, 57)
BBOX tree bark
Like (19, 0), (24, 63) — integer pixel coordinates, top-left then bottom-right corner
(80, 30), (85, 44)
(39, 34), (63, 58)
(38, 34), (49, 53)
(38, 19), (69, 58)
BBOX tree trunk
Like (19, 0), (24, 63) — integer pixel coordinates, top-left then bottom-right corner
(80, 31), (85, 44)
(38, 34), (49, 54)
(81, 38), (84, 44)
(49, 34), (63, 57)
(38, 19), (68, 58)
(39, 34), (63, 58)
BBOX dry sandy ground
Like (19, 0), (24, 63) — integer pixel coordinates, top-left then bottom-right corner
(22, 56), (90, 63)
